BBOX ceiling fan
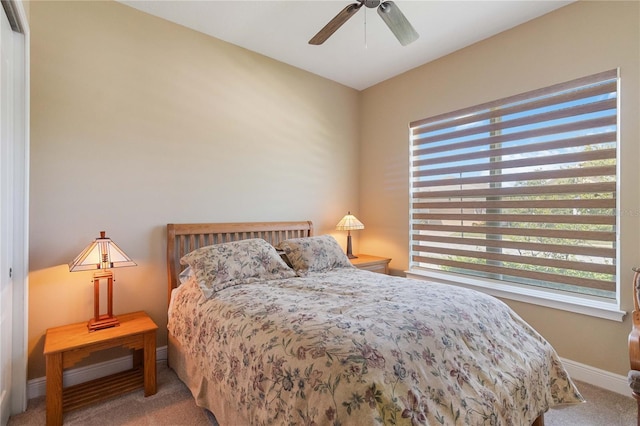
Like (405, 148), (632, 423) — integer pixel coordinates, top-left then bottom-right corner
(309, 0), (419, 46)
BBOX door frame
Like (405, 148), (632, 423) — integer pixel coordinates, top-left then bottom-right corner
(1, 0), (29, 417)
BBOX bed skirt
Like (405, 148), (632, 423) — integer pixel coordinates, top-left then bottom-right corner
(168, 334), (250, 426)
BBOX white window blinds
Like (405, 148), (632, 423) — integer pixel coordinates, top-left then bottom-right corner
(409, 69), (618, 299)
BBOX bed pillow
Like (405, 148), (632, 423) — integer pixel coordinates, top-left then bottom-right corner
(180, 238), (296, 298)
(178, 266), (194, 285)
(277, 235), (354, 275)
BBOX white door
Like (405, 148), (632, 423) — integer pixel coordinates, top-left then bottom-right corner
(0, 3), (15, 424)
(0, 0), (27, 421)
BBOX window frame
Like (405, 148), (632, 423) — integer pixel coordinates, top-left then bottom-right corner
(407, 69), (624, 321)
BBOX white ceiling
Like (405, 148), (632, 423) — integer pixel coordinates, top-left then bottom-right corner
(118, 0), (573, 91)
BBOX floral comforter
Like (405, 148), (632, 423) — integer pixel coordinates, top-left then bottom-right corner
(168, 268), (583, 425)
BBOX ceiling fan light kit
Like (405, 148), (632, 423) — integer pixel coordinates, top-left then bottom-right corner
(309, 0), (418, 46)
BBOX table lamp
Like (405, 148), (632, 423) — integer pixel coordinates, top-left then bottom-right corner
(69, 231), (136, 331)
(336, 212), (364, 259)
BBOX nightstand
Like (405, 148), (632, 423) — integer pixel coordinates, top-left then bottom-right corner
(44, 311), (158, 426)
(350, 254), (391, 274)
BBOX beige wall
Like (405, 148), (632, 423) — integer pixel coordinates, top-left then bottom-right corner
(28, 1), (359, 379)
(359, 0), (640, 376)
(28, 0), (640, 382)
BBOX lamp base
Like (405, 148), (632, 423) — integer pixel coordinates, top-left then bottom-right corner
(88, 270), (120, 332)
(88, 315), (120, 332)
(346, 234), (358, 259)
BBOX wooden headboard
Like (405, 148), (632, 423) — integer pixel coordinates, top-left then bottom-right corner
(166, 221), (314, 305)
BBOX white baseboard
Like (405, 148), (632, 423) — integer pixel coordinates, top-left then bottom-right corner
(560, 357), (630, 397)
(26, 349), (629, 400)
(27, 346), (167, 400)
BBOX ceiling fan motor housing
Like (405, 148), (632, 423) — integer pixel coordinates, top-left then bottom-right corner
(362, 0), (381, 9)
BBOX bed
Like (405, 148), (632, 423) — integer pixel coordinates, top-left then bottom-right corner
(166, 221), (583, 425)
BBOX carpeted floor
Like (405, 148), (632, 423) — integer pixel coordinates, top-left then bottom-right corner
(7, 362), (637, 425)
(8, 363), (215, 426)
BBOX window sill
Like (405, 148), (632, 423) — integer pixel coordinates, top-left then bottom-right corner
(405, 268), (626, 322)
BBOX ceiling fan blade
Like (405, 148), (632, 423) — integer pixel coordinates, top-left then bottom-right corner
(309, 3), (363, 45)
(377, 1), (419, 46)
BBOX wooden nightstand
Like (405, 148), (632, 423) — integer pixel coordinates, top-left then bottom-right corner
(350, 254), (391, 274)
(44, 311), (158, 426)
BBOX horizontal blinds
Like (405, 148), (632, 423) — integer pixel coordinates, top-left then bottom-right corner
(409, 69), (618, 298)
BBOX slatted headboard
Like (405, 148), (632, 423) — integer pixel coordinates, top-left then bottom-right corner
(166, 221), (314, 305)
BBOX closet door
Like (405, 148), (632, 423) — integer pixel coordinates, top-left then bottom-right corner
(0, 0), (27, 420)
(0, 4), (15, 423)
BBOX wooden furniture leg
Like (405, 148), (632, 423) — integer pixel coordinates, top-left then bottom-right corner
(45, 352), (63, 426)
(143, 330), (157, 396)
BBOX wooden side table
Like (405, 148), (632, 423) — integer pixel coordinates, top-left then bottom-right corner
(350, 254), (391, 274)
(44, 311), (158, 426)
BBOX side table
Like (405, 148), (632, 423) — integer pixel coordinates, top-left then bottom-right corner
(44, 311), (158, 426)
(350, 254), (392, 274)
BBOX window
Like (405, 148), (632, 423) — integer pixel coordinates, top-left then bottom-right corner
(409, 69), (618, 302)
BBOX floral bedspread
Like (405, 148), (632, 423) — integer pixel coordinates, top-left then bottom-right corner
(168, 268), (583, 425)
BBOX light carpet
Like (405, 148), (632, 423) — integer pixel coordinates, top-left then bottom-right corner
(7, 362), (637, 425)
